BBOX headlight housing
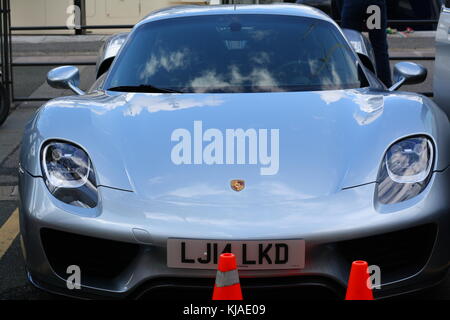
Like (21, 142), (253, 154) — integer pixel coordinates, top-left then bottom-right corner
(41, 141), (98, 208)
(376, 136), (434, 205)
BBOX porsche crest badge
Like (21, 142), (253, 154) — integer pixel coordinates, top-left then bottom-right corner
(230, 179), (245, 192)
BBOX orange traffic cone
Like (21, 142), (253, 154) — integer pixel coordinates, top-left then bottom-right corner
(345, 260), (374, 300)
(212, 253), (243, 300)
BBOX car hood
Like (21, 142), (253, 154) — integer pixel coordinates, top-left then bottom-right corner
(24, 89), (444, 204)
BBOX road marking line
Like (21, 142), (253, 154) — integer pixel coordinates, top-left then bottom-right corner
(0, 208), (19, 260)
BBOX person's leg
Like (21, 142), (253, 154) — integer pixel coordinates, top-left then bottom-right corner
(368, 0), (392, 87)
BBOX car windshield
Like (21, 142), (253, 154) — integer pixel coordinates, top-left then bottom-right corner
(105, 14), (365, 93)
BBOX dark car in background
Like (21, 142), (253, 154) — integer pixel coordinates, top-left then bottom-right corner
(293, 0), (338, 17)
(292, 0), (442, 30)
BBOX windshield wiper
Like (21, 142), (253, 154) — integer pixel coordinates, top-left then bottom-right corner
(107, 84), (182, 93)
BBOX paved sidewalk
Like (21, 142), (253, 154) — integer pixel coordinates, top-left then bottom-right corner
(10, 30), (436, 55)
(0, 107), (37, 164)
(12, 35), (111, 56)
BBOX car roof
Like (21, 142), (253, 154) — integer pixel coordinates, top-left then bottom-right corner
(136, 4), (334, 27)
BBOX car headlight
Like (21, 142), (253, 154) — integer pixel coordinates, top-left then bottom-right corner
(41, 141), (98, 208)
(376, 136), (434, 205)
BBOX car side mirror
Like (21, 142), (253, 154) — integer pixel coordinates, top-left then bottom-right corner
(47, 66), (85, 95)
(389, 62), (427, 91)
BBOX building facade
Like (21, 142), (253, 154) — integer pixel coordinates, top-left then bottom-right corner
(11, 0), (290, 34)
(11, 0), (209, 34)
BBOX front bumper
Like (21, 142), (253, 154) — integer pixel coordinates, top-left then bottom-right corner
(18, 168), (450, 299)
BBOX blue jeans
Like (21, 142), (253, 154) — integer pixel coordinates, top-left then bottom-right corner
(341, 0), (392, 87)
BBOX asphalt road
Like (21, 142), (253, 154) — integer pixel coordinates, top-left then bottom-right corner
(0, 33), (447, 300)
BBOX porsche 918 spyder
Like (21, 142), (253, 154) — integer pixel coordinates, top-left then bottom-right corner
(19, 4), (450, 299)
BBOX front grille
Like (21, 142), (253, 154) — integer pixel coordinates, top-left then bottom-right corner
(133, 276), (343, 300)
(336, 224), (437, 283)
(40, 228), (140, 282)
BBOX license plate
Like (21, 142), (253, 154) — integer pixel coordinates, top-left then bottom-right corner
(167, 239), (305, 270)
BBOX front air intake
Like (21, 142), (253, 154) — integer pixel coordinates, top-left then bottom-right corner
(40, 228), (140, 282)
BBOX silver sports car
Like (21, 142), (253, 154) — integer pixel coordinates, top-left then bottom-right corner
(19, 4), (450, 299)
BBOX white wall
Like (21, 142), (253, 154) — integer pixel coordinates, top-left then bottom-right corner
(11, 0), (209, 34)
(11, 0), (73, 32)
